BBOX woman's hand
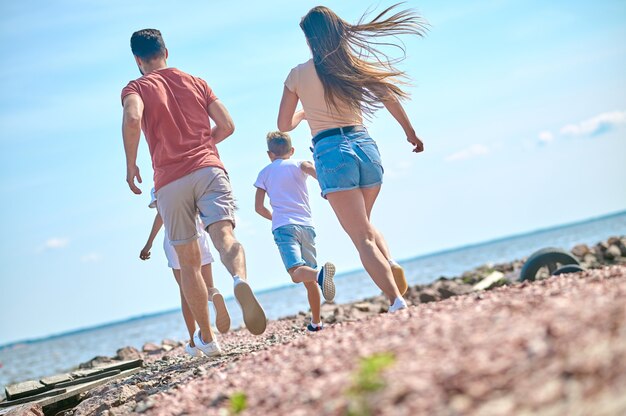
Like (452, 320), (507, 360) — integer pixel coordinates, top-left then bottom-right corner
(407, 132), (424, 153)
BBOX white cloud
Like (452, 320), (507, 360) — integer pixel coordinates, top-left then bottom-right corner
(445, 144), (490, 162)
(385, 160), (413, 178)
(559, 110), (626, 137)
(538, 130), (554, 143)
(41, 238), (69, 250)
(81, 253), (102, 263)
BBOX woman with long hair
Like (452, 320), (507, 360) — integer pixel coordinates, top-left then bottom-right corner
(277, 4), (426, 312)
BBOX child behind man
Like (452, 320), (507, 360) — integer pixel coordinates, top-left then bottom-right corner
(140, 189), (230, 356)
(254, 131), (335, 331)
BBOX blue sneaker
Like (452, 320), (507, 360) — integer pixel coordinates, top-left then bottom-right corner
(317, 262), (336, 302)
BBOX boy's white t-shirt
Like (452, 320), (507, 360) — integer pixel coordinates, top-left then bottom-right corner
(254, 159), (313, 231)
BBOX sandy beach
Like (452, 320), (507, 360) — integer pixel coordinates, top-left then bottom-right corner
(6, 238), (626, 416)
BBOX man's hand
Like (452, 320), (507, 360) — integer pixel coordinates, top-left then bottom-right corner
(127, 165), (143, 194)
(408, 132), (424, 153)
(140, 243), (152, 260)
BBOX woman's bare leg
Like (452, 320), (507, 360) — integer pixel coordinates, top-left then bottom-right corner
(326, 189), (401, 302)
(362, 186), (408, 295)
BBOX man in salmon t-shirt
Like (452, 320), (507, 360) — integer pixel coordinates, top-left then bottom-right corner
(121, 29), (267, 354)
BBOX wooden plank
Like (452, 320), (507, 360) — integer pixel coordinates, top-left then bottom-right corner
(40, 374), (72, 387)
(55, 369), (121, 388)
(41, 368), (142, 413)
(4, 381), (47, 401)
(0, 368), (141, 414)
(0, 388), (66, 408)
(95, 359), (143, 373)
(71, 368), (107, 378)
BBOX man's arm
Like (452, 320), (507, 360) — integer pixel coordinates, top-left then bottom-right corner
(254, 188), (272, 221)
(277, 86), (305, 132)
(208, 100), (235, 144)
(300, 160), (317, 179)
(122, 94), (145, 194)
(140, 212), (164, 260)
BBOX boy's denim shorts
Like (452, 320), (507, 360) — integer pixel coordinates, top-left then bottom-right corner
(312, 127), (384, 197)
(272, 224), (317, 271)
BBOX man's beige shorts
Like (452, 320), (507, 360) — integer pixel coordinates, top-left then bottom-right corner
(156, 167), (236, 245)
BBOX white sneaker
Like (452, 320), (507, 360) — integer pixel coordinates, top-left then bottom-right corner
(192, 329), (222, 357)
(389, 297), (407, 313)
(185, 342), (203, 357)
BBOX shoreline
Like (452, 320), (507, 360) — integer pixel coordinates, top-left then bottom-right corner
(3, 236), (625, 415)
(3, 208), (624, 351)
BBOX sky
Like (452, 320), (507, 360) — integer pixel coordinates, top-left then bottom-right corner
(0, 0), (625, 346)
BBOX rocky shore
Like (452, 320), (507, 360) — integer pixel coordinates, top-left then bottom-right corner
(9, 237), (626, 415)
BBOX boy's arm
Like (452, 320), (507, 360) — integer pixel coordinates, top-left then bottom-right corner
(254, 188), (273, 221)
(300, 160), (317, 179)
(140, 212), (164, 260)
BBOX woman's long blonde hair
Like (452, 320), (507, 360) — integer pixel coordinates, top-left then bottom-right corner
(300, 4), (427, 118)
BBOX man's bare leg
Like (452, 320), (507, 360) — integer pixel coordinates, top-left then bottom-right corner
(207, 220), (266, 334)
(207, 220), (246, 279)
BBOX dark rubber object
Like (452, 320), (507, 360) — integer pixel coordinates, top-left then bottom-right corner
(519, 247), (581, 282)
(551, 264), (585, 276)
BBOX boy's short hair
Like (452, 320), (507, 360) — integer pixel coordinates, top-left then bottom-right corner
(131, 29), (166, 61)
(266, 131), (292, 156)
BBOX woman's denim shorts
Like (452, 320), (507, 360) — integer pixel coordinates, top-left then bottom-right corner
(312, 127), (384, 197)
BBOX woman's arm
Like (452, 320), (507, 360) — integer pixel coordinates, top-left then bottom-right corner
(382, 97), (424, 153)
(277, 86), (305, 132)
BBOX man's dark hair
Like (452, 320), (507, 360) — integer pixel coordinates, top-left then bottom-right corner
(130, 29), (166, 61)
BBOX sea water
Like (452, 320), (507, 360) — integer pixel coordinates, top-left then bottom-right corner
(1, 211), (625, 393)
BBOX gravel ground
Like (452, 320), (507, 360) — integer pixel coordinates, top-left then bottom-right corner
(67, 265), (626, 416)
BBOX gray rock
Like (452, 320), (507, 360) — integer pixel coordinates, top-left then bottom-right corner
(418, 289), (439, 303)
(353, 302), (371, 312)
(571, 244), (590, 258)
(116, 346), (142, 361)
(4, 403), (44, 416)
(605, 245), (622, 260)
(162, 339), (179, 347)
(79, 356), (115, 369)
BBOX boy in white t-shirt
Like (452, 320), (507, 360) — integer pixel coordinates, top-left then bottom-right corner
(254, 131), (335, 332)
(140, 189), (231, 356)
